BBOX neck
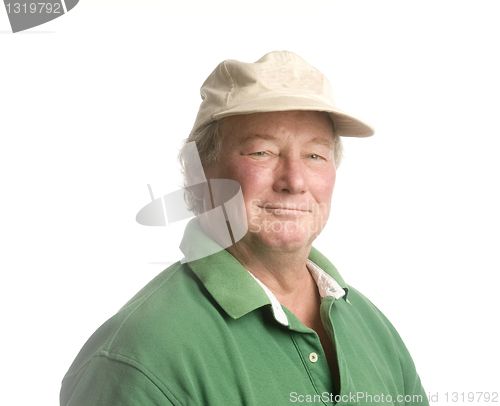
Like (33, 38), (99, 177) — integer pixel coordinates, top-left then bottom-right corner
(226, 238), (313, 301)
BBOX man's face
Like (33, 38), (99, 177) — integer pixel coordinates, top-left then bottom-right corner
(204, 110), (337, 253)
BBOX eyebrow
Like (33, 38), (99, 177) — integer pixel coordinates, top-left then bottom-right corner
(241, 134), (334, 149)
(309, 136), (335, 150)
(240, 134), (278, 144)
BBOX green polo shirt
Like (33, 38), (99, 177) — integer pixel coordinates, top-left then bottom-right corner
(60, 219), (428, 406)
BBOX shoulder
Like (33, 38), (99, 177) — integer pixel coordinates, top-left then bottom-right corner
(337, 285), (428, 403)
(344, 284), (408, 346)
(343, 285), (426, 385)
(61, 261), (219, 391)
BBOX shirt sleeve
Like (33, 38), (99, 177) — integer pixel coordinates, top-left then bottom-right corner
(400, 358), (429, 406)
(60, 354), (180, 406)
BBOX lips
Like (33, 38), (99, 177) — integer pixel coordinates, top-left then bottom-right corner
(258, 204), (312, 214)
(265, 206), (309, 211)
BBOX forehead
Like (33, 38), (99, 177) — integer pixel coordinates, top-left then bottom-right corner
(219, 110), (335, 144)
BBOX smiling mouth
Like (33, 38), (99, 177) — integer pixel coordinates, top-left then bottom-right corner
(258, 205), (312, 214)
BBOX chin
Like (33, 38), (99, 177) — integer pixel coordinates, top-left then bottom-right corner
(248, 223), (319, 252)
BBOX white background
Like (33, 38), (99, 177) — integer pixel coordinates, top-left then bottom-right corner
(1, 0), (499, 405)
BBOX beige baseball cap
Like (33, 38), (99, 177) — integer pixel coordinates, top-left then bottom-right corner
(191, 50), (375, 138)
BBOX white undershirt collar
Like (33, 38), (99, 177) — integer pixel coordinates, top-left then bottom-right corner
(247, 260), (346, 327)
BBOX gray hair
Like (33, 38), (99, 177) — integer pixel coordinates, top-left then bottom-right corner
(178, 114), (343, 215)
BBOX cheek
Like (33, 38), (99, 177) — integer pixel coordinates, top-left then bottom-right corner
(312, 169), (336, 205)
(329, 170), (336, 193)
(229, 161), (272, 197)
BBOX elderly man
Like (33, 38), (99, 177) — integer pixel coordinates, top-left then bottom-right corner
(61, 51), (428, 405)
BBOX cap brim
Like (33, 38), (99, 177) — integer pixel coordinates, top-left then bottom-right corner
(212, 94), (375, 138)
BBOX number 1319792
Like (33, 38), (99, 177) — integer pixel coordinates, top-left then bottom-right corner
(5, 3), (62, 14)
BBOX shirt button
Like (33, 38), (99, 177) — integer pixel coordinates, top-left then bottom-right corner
(309, 352), (318, 363)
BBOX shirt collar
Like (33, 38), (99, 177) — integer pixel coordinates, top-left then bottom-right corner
(180, 218), (349, 321)
(248, 261), (346, 327)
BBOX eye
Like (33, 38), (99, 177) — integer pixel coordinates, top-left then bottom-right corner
(309, 154), (321, 160)
(250, 151), (268, 157)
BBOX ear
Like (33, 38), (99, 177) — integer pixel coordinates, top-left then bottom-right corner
(185, 164), (208, 200)
(187, 183), (207, 200)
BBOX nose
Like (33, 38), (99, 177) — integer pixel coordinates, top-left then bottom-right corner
(272, 156), (307, 194)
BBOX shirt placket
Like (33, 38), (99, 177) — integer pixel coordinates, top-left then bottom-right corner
(286, 309), (337, 404)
